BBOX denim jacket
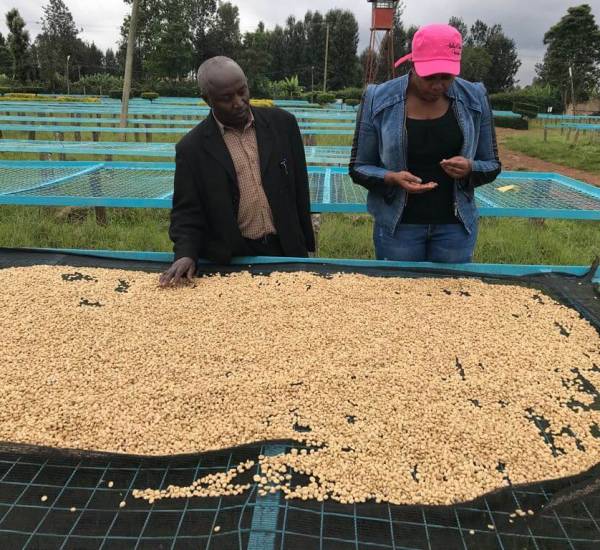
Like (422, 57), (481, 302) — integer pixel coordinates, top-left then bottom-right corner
(349, 74), (501, 234)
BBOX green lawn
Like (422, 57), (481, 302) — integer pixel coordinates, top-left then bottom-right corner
(504, 127), (600, 173)
(1, 206), (598, 266)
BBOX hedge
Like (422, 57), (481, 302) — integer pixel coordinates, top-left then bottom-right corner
(494, 116), (528, 130)
(141, 92), (159, 101)
(315, 92), (336, 104)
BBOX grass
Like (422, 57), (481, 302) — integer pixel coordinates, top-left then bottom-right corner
(1, 206), (598, 266)
(503, 127), (600, 173)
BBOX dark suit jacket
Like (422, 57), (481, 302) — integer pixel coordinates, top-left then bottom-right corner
(169, 106), (315, 264)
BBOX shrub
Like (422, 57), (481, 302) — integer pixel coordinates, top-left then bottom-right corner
(315, 92), (336, 105)
(494, 116), (528, 130)
(141, 91), (159, 101)
(490, 86), (562, 115)
(344, 99), (360, 107)
(109, 89), (122, 100)
(335, 87), (363, 101)
(11, 85), (43, 94)
(513, 101), (538, 120)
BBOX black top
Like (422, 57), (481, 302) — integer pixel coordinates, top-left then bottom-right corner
(401, 105), (463, 224)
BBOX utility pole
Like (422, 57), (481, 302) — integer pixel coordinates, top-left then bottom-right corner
(120, 0), (140, 128)
(568, 65), (576, 115)
(323, 23), (330, 92)
(66, 55), (70, 95)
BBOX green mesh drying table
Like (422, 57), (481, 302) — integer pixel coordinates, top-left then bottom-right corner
(0, 161), (599, 220)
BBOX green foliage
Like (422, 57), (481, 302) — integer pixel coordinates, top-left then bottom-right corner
(141, 91), (159, 101)
(108, 89), (122, 100)
(325, 10), (361, 90)
(135, 79), (198, 97)
(494, 116), (528, 130)
(6, 8), (32, 81)
(335, 87), (363, 100)
(344, 99), (359, 107)
(279, 75), (303, 98)
(316, 92), (336, 104)
(536, 4), (600, 109)
(0, 33), (12, 77)
(460, 46), (492, 83)
(76, 74), (123, 95)
(447, 17), (520, 92)
(35, 0), (79, 83)
(490, 86), (563, 114)
(9, 85), (44, 93)
(512, 102), (538, 120)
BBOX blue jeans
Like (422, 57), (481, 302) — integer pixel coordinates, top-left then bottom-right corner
(373, 222), (478, 263)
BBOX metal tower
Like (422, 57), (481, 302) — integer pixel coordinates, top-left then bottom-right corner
(364, 1), (400, 85)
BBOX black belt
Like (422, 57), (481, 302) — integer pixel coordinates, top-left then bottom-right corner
(247, 233), (279, 245)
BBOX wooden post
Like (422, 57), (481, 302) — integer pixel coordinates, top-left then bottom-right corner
(57, 132), (66, 161)
(120, 0), (140, 130)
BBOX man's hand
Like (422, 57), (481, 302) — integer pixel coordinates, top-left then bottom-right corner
(159, 257), (196, 287)
(384, 171), (438, 194)
(440, 157), (472, 179)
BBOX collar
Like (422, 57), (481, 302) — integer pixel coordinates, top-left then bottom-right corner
(213, 110), (255, 135)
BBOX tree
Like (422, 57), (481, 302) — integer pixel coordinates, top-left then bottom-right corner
(325, 9), (360, 90)
(0, 32), (13, 77)
(238, 22), (273, 97)
(460, 20), (520, 92)
(268, 25), (286, 82)
(204, 2), (241, 60)
(483, 30), (521, 92)
(536, 4), (600, 109)
(6, 8), (32, 81)
(448, 16), (468, 41)
(146, 0), (193, 78)
(79, 42), (104, 77)
(304, 11), (326, 91)
(35, 0), (81, 83)
(104, 49), (119, 75)
(282, 16), (307, 85)
(460, 46), (492, 82)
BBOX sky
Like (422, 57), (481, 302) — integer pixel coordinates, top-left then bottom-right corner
(0, 1), (598, 86)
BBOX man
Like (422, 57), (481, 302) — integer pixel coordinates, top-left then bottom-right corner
(160, 56), (315, 286)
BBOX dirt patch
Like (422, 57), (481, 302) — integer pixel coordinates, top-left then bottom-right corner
(496, 128), (600, 188)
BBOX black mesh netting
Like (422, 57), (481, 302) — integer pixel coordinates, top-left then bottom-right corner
(0, 248), (599, 550)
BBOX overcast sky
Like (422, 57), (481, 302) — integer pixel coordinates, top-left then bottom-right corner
(0, 1), (598, 85)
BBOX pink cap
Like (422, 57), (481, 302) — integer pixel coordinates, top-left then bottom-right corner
(394, 24), (462, 77)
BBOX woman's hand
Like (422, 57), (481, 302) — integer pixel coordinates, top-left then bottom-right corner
(384, 171), (438, 194)
(440, 157), (472, 179)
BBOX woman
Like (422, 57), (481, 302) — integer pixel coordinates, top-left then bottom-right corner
(349, 23), (501, 263)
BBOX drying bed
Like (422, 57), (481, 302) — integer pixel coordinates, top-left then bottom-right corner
(0, 250), (599, 549)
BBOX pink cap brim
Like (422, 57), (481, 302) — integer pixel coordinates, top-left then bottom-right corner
(414, 59), (460, 77)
